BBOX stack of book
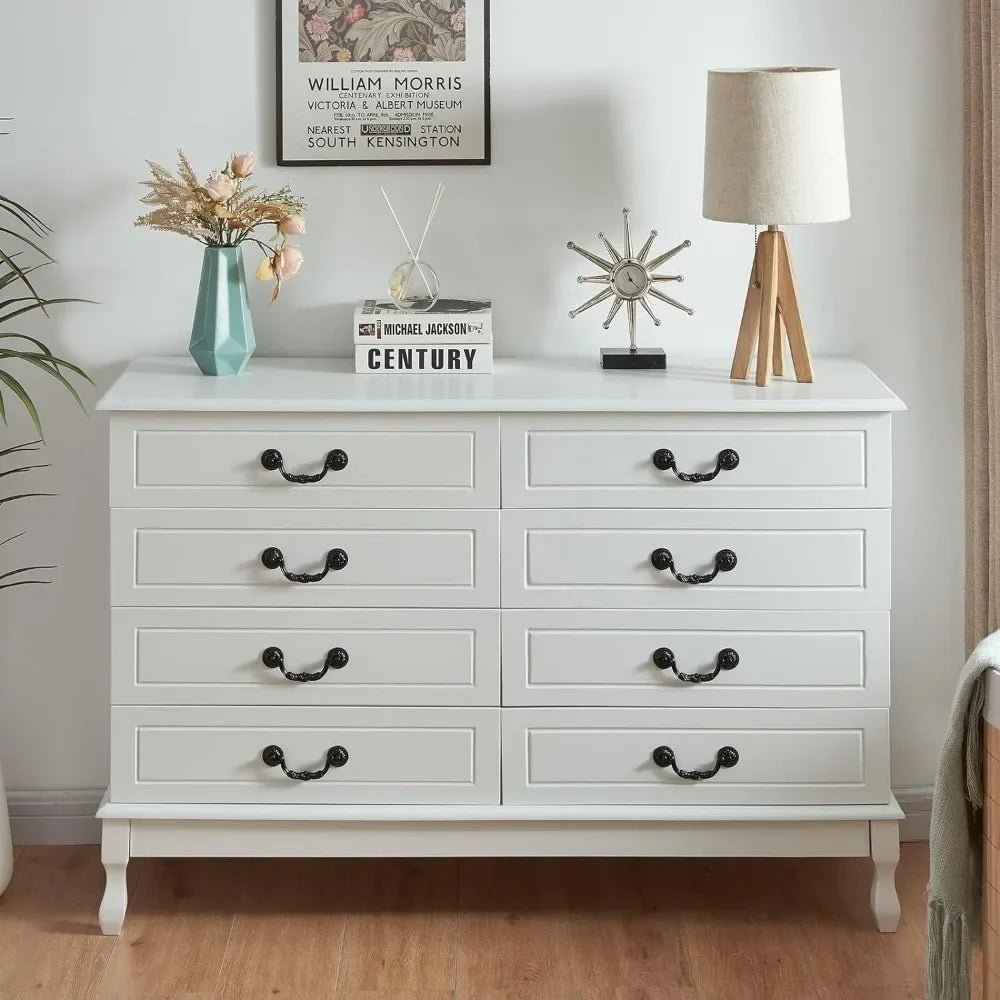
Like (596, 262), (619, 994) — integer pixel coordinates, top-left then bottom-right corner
(354, 299), (493, 374)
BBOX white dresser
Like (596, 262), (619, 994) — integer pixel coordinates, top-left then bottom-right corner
(95, 355), (905, 934)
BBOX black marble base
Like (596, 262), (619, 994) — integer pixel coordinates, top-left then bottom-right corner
(601, 348), (667, 371)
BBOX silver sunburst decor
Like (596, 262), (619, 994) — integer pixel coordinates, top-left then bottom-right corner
(568, 208), (694, 369)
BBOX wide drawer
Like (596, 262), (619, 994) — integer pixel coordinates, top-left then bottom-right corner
(501, 610), (889, 708)
(501, 413), (891, 509)
(502, 708), (890, 805)
(110, 413), (500, 508)
(112, 608), (500, 706)
(112, 509), (500, 608)
(501, 509), (890, 611)
(111, 706), (501, 804)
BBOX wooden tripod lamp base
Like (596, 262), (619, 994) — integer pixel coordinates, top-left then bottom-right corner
(731, 226), (815, 387)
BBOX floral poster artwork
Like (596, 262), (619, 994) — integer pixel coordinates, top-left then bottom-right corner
(299, 0), (468, 64)
(279, 0), (489, 165)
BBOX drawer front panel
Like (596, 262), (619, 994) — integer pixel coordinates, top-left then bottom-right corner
(502, 414), (891, 509)
(112, 509), (500, 608)
(111, 413), (500, 508)
(111, 706), (501, 804)
(112, 609), (500, 706)
(501, 610), (889, 708)
(501, 509), (890, 611)
(502, 708), (889, 805)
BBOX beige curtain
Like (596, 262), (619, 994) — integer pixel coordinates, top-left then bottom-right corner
(966, 0), (1000, 652)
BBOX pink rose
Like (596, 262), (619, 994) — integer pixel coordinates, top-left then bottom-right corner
(274, 245), (304, 279)
(306, 15), (330, 40)
(343, 3), (365, 25)
(231, 152), (256, 178)
(392, 45), (416, 62)
(279, 215), (307, 236)
(203, 171), (237, 202)
(450, 7), (465, 31)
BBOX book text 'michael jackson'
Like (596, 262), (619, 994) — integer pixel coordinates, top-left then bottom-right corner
(381, 322), (475, 337)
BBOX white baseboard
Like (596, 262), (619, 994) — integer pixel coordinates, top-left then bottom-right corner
(9, 789), (103, 846)
(6, 786), (935, 847)
(896, 786), (933, 842)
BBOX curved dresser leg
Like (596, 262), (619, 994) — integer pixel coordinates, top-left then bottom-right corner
(99, 819), (130, 935)
(869, 819), (901, 932)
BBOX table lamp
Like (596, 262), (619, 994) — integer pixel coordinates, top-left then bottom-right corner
(703, 67), (851, 386)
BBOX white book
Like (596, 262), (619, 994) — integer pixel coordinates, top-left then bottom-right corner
(355, 343), (494, 375)
(354, 299), (492, 343)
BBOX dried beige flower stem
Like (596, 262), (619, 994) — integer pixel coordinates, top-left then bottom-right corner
(136, 150), (307, 299)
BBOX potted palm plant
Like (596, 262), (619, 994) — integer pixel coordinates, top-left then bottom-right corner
(0, 162), (91, 893)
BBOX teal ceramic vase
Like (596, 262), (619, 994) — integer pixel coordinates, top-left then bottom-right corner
(189, 246), (255, 376)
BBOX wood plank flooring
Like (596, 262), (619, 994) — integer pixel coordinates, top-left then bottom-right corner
(0, 845), (936, 999)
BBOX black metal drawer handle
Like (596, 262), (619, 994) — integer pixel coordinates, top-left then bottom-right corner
(653, 647), (740, 683)
(262, 744), (349, 781)
(262, 646), (349, 682)
(261, 547), (348, 584)
(650, 548), (737, 584)
(652, 745), (739, 780)
(261, 448), (348, 484)
(652, 448), (740, 483)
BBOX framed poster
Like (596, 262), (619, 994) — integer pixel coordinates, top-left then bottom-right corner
(277, 0), (490, 167)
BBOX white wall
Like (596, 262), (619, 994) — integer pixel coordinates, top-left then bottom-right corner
(0, 1), (963, 804)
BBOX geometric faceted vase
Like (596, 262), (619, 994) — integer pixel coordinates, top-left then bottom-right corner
(189, 246), (256, 376)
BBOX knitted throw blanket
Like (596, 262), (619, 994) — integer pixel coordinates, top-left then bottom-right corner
(926, 632), (1000, 1000)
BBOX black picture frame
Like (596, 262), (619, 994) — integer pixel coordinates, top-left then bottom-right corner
(276, 0), (491, 167)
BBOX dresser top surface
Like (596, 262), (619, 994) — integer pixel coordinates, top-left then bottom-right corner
(97, 355), (904, 413)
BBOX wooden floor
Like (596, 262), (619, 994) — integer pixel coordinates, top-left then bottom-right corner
(0, 843), (940, 1000)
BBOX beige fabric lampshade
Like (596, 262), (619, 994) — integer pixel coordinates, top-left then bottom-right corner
(703, 67), (851, 225)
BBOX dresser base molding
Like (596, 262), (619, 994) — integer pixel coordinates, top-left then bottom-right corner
(96, 793), (901, 935)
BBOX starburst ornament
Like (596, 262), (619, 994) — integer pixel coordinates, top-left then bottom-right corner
(568, 208), (694, 370)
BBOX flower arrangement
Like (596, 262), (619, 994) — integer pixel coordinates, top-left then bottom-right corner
(136, 151), (307, 301)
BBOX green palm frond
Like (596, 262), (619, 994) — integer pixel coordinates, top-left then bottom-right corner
(0, 245), (49, 312)
(0, 440), (51, 505)
(0, 296), (96, 326)
(0, 564), (55, 586)
(0, 254), (46, 294)
(0, 465), (49, 479)
(1, 447), (54, 589)
(0, 190), (93, 437)
(0, 440), (42, 459)
(1, 160), (91, 597)
(0, 493), (53, 504)
(0, 195), (51, 238)
(0, 370), (41, 436)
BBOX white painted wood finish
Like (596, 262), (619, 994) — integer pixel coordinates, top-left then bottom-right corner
(502, 413), (891, 509)
(111, 608), (500, 706)
(870, 818), (903, 932)
(502, 508), (891, 611)
(124, 817), (876, 860)
(99, 819), (129, 935)
(111, 508), (500, 608)
(97, 797), (905, 823)
(111, 413), (500, 508)
(96, 356), (906, 414)
(111, 706), (501, 805)
(95, 356), (902, 934)
(502, 708), (890, 806)
(501, 609), (889, 708)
